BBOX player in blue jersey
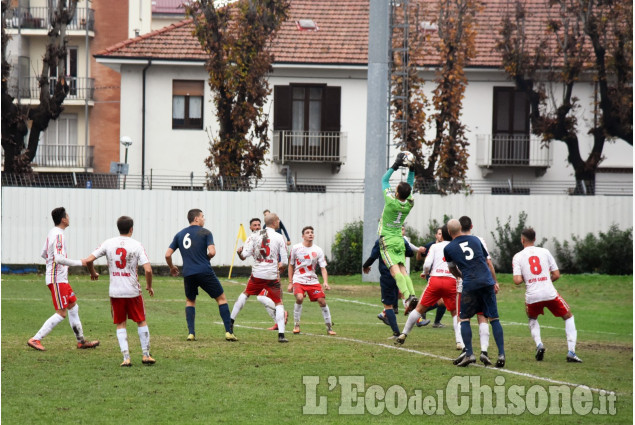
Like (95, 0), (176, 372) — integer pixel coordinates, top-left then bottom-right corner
(165, 209), (236, 342)
(363, 237), (429, 339)
(443, 219), (505, 367)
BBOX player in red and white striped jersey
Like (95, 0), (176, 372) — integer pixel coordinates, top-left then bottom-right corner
(288, 226), (335, 336)
(232, 213), (289, 342)
(27, 207), (99, 352)
(512, 228), (581, 363)
(85, 216), (155, 366)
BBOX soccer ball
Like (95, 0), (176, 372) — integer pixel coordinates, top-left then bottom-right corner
(400, 151), (415, 167)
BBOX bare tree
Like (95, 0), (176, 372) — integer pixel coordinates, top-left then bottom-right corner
(497, 0), (632, 194)
(1, 0), (78, 173)
(186, 0), (289, 189)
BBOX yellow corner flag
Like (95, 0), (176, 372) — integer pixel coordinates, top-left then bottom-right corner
(237, 224), (247, 242)
(229, 224), (248, 279)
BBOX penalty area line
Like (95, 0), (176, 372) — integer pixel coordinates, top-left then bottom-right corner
(229, 323), (619, 396)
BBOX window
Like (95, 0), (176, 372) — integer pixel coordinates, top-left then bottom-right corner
(172, 80), (204, 129)
(50, 47), (78, 96)
(37, 114), (79, 166)
(492, 87), (530, 165)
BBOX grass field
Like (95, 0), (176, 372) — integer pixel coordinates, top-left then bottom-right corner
(2, 273), (632, 424)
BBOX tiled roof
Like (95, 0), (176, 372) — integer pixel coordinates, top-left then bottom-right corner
(95, 0), (556, 68)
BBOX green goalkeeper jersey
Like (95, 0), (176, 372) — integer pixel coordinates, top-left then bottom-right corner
(377, 168), (414, 239)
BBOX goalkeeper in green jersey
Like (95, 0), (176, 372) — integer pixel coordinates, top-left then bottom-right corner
(378, 152), (418, 315)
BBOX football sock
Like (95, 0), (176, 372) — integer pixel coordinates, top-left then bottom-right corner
(403, 310), (421, 335)
(67, 304), (84, 342)
(231, 293), (248, 320)
(453, 315), (464, 345)
(294, 303), (303, 324)
(394, 273), (410, 299)
(460, 321), (473, 356)
(435, 304), (447, 324)
(138, 325), (150, 356)
(479, 321), (490, 352)
(404, 274), (415, 297)
(257, 295), (277, 320)
(34, 313), (65, 340)
(185, 306), (196, 335)
(117, 328), (129, 355)
(490, 319), (505, 355)
(320, 305), (332, 326)
(528, 318), (542, 347)
(385, 308), (400, 334)
(218, 303), (232, 333)
(564, 316), (577, 353)
(275, 305), (286, 334)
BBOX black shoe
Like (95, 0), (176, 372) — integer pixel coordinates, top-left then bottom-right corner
(480, 351), (493, 366)
(404, 296), (418, 316)
(377, 313), (390, 326)
(453, 348), (467, 365)
(394, 333), (407, 345)
(278, 334), (289, 343)
(566, 352), (582, 363)
(535, 345), (545, 361)
(495, 354), (506, 368)
(456, 354), (476, 367)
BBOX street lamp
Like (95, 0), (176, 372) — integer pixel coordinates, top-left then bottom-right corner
(120, 136), (132, 189)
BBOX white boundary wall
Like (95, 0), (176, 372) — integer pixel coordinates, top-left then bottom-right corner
(2, 187), (632, 269)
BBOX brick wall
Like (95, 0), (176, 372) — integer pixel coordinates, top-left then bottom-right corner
(89, 0), (129, 173)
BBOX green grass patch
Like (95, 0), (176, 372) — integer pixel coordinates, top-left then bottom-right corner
(2, 273), (632, 424)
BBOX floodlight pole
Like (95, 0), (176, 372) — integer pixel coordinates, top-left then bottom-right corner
(362, 0), (391, 282)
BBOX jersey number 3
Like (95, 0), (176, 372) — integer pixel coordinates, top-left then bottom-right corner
(115, 248), (127, 269)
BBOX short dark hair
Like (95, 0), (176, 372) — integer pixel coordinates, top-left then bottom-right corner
(396, 182), (411, 200)
(459, 216), (472, 232)
(187, 209), (203, 223)
(117, 216), (134, 234)
(521, 228), (536, 242)
(441, 225), (452, 242)
(249, 218), (261, 226)
(302, 226), (314, 235)
(51, 207), (67, 225)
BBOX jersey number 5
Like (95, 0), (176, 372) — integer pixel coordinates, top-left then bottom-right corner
(459, 242), (474, 260)
(528, 256), (542, 275)
(115, 248), (127, 269)
(259, 237), (271, 257)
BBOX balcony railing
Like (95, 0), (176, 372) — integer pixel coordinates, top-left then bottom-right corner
(4, 7), (95, 31)
(475, 134), (552, 168)
(31, 145), (94, 168)
(9, 77), (95, 102)
(272, 131), (347, 164)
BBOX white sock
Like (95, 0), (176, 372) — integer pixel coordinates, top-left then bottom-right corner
(453, 315), (464, 345)
(565, 316), (577, 353)
(479, 321), (490, 352)
(275, 305), (286, 334)
(528, 318), (542, 347)
(117, 328), (129, 359)
(294, 303), (303, 325)
(320, 305), (332, 326)
(138, 325), (150, 356)
(257, 295), (277, 320)
(402, 310), (421, 335)
(34, 313), (65, 340)
(230, 293), (248, 320)
(67, 305), (84, 342)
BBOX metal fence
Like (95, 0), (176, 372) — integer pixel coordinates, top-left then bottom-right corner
(272, 131), (347, 165)
(4, 7), (95, 31)
(1, 172), (631, 196)
(9, 77), (95, 101)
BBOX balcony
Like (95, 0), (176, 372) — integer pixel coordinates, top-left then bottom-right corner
(32, 145), (94, 169)
(475, 134), (552, 176)
(10, 77), (95, 103)
(272, 131), (347, 166)
(4, 7), (95, 32)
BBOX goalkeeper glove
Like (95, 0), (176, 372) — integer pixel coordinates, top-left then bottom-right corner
(391, 152), (406, 171)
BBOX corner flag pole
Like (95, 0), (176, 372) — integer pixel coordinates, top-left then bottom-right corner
(228, 224), (247, 279)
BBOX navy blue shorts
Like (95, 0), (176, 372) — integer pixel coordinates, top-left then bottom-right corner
(380, 276), (400, 307)
(459, 285), (498, 319)
(184, 272), (224, 301)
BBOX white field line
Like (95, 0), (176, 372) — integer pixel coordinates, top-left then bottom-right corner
(230, 323), (620, 395)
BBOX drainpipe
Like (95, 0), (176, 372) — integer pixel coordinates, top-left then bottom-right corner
(141, 59), (152, 189)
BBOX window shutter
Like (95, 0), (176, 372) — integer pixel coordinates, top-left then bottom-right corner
(173, 80), (204, 96)
(322, 86), (341, 131)
(273, 86), (292, 130)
